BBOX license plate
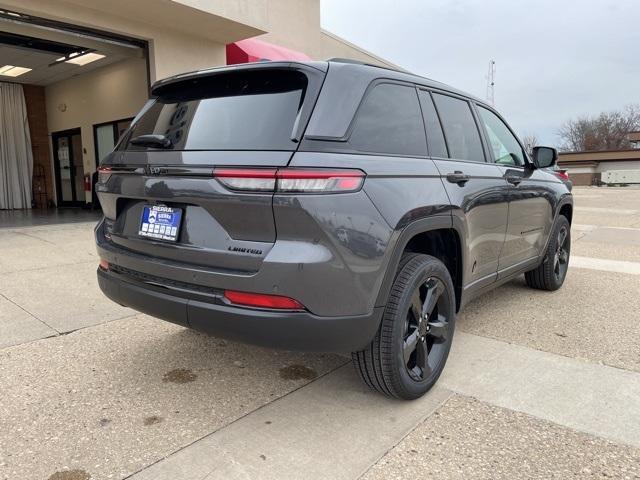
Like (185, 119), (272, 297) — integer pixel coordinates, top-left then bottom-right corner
(139, 205), (182, 242)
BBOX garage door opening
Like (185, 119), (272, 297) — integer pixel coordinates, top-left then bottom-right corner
(0, 10), (148, 211)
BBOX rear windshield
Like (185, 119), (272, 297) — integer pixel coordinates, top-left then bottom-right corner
(122, 69), (308, 151)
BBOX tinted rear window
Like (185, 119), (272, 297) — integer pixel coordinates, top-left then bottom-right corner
(123, 70), (308, 151)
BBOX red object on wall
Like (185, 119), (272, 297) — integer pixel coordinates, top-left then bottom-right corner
(226, 38), (310, 65)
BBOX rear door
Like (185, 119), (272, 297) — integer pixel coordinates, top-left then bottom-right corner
(474, 104), (554, 275)
(420, 90), (510, 290)
(96, 65), (324, 272)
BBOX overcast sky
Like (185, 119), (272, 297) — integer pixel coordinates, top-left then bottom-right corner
(320, 0), (639, 146)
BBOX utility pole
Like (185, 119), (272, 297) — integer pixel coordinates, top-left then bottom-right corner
(486, 60), (496, 106)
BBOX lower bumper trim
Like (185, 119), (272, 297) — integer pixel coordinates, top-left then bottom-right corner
(97, 268), (382, 353)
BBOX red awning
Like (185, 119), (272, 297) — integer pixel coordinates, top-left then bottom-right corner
(226, 38), (310, 65)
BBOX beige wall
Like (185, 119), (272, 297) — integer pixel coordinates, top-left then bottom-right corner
(45, 58), (149, 201)
(259, 0), (399, 68)
(148, 33), (226, 81)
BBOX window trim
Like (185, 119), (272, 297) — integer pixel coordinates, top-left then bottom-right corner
(429, 90), (488, 164)
(473, 102), (532, 169)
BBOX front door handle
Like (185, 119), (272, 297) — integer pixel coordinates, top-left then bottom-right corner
(446, 171), (470, 185)
(505, 174), (522, 185)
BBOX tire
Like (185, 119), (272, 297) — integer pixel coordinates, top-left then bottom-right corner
(352, 253), (456, 400)
(525, 215), (571, 291)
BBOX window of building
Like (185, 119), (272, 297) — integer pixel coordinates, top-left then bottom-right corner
(432, 93), (485, 162)
(95, 118), (132, 164)
(477, 106), (525, 166)
(348, 83), (426, 156)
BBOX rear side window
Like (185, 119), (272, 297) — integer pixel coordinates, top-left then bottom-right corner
(432, 93), (485, 162)
(418, 90), (448, 158)
(348, 83), (426, 156)
(124, 70), (307, 151)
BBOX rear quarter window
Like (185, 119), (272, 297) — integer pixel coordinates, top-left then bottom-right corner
(123, 69), (308, 151)
(348, 83), (427, 156)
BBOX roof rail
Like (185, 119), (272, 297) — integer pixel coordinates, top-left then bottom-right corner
(326, 57), (366, 65)
(326, 57), (405, 74)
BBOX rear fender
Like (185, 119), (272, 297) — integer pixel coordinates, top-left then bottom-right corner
(374, 216), (464, 309)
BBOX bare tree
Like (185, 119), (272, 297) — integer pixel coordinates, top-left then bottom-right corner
(520, 133), (539, 155)
(558, 104), (640, 152)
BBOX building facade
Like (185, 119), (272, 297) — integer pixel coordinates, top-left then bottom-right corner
(558, 148), (640, 186)
(0, 0), (397, 209)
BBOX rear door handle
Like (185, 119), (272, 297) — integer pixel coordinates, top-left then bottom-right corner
(505, 175), (522, 185)
(446, 171), (470, 185)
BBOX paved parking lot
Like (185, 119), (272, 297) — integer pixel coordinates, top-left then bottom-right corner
(1, 186), (640, 480)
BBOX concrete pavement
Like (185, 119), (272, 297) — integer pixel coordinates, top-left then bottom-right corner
(127, 331), (640, 480)
(0, 315), (345, 480)
(363, 395), (640, 480)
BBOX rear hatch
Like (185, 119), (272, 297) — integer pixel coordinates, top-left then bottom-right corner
(97, 62), (326, 273)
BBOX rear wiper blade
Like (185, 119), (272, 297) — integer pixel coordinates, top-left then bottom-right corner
(130, 134), (172, 149)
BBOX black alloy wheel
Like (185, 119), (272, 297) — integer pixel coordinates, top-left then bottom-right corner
(553, 224), (570, 282)
(403, 277), (451, 382)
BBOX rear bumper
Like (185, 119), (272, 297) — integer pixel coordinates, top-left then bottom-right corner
(97, 267), (383, 353)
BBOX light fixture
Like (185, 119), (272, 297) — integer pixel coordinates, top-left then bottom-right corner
(0, 65), (32, 77)
(56, 52), (105, 66)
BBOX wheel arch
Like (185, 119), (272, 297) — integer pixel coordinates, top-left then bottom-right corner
(559, 202), (573, 224)
(540, 196), (573, 255)
(375, 216), (464, 312)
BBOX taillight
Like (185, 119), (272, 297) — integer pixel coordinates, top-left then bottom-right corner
(212, 168), (365, 193)
(214, 168), (277, 192)
(277, 169), (364, 193)
(99, 259), (110, 271)
(223, 290), (305, 310)
(555, 170), (570, 181)
(97, 166), (112, 184)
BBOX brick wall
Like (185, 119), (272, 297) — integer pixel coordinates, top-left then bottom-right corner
(22, 84), (53, 208)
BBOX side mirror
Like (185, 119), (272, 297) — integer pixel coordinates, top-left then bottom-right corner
(531, 146), (558, 169)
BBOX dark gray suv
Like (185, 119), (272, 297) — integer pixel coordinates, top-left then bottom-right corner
(96, 59), (572, 400)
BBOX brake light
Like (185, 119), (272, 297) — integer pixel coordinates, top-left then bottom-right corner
(97, 166), (112, 184)
(213, 168), (365, 193)
(555, 170), (570, 181)
(224, 290), (305, 310)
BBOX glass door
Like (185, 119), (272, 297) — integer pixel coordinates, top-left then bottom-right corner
(53, 128), (85, 207)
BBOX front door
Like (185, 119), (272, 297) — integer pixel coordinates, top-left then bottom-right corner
(53, 129), (84, 207)
(474, 105), (553, 275)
